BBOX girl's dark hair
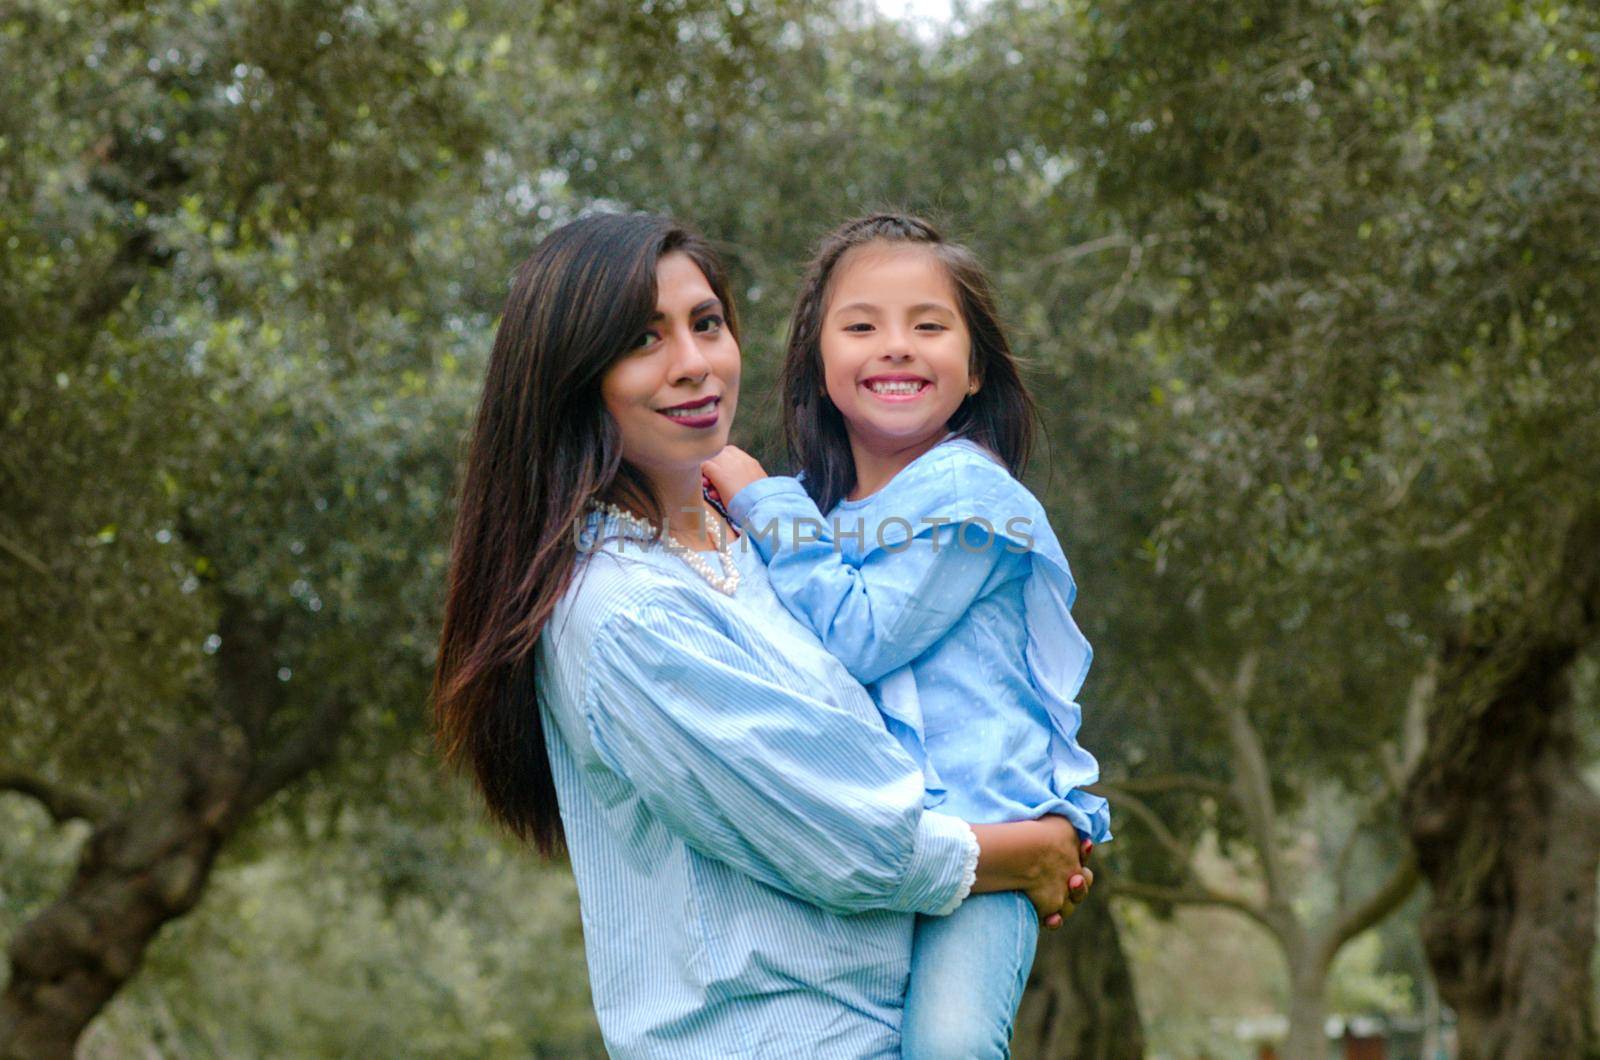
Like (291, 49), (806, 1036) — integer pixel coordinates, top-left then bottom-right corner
(781, 213), (1038, 513)
(432, 213), (738, 855)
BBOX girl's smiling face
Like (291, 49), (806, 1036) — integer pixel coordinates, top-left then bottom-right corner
(601, 251), (740, 482)
(819, 242), (976, 457)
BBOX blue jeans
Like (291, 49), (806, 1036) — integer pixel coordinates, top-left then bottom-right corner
(901, 892), (1040, 1060)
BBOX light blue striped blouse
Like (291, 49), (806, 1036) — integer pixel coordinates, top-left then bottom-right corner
(535, 507), (980, 1059)
(725, 437), (1112, 843)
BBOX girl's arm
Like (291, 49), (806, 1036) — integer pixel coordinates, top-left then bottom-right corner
(722, 475), (1020, 685)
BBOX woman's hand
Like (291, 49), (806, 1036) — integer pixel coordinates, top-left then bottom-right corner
(702, 445), (768, 507)
(969, 816), (1094, 930)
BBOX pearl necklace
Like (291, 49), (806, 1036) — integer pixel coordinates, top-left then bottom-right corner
(593, 503), (741, 597)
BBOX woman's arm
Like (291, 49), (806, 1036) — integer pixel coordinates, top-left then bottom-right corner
(577, 598), (978, 918)
(582, 602), (1095, 924)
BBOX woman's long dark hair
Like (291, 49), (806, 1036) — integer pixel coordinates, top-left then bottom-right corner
(781, 213), (1038, 513)
(432, 213), (738, 855)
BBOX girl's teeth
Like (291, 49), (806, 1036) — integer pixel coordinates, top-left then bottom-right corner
(665, 402), (715, 418)
(869, 381), (923, 395)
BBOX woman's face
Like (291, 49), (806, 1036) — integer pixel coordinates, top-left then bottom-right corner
(601, 251), (740, 485)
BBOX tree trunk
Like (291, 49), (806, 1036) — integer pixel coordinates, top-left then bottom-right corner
(1012, 892), (1145, 1060)
(1402, 505), (1600, 1059)
(1282, 953), (1328, 1060)
(0, 595), (345, 1059)
(0, 736), (250, 1060)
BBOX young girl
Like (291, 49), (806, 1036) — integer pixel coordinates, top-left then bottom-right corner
(702, 213), (1110, 1059)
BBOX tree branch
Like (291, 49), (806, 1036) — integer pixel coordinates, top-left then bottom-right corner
(1397, 662), (1436, 783)
(1336, 664), (1436, 905)
(213, 595), (288, 743)
(176, 511), (288, 746)
(1092, 780), (1298, 941)
(1191, 651), (1290, 906)
(1091, 782), (1197, 868)
(241, 694), (358, 812)
(1318, 852), (1421, 971)
(1414, 500), (1496, 550)
(1090, 773), (1230, 801)
(0, 769), (110, 824)
(1103, 877), (1279, 937)
(1331, 775), (1400, 909)
(1038, 232), (1133, 266)
(0, 531), (50, 575)
(1188, 659), (1230, 703)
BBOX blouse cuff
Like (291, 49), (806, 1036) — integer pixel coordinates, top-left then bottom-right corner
(932, 820), (980, 917)
(893, 811), (979, 917)
(726, 475), (810, 531)
(1033, 789), (1114, 846)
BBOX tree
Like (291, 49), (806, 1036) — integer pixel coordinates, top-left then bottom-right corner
(1, 1), (496, 1052)
(1014, 897), (1145, 1060)
(1030, 0), (1600, 1052)
(1404, 504), (1600, 1056)
(1094, 653), (1424, 1058)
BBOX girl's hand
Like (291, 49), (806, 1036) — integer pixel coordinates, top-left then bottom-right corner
(970, 816), (1094, 930)
(1041, 837), (1095, 930)
(702, 445), (768, 505)
(1025, 820), (1092, 929)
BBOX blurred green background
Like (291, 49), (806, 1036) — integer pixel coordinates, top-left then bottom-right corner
(3, 1), (1598, 1057)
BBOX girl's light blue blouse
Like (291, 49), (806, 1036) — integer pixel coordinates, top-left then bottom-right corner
(725, 437), (1112, 843)
(535, 507), (979, 1059)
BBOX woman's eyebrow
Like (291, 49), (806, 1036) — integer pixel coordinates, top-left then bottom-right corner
(650, 298), (722, 322)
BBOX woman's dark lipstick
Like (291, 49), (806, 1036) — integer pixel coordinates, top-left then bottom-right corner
(656, 395), (721, 429)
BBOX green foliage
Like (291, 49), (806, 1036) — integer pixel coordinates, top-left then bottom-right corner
(1, 0), (499, 785)
(980, 0), (1600, 857)
(4, 0), (1596, 1050)
(0, 790), (602, 1057)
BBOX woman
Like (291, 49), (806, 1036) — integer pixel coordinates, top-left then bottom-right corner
(432, 213), (1091, 1058)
